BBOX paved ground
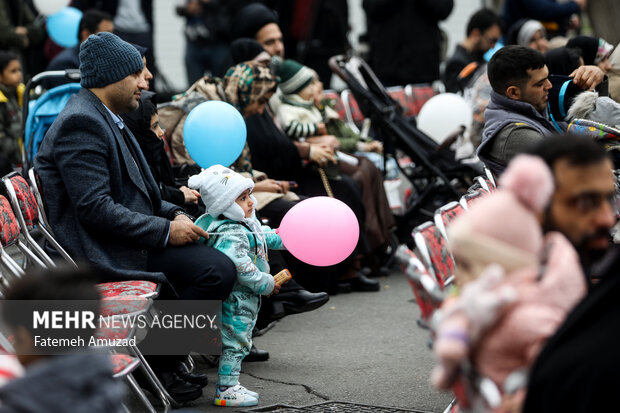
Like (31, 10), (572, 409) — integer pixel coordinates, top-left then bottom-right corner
(128, 270), (453, 412)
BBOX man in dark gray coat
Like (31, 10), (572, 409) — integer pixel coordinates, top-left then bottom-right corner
(34, 32), (235, 402)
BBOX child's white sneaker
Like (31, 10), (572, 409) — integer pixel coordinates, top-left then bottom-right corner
(213, 384), (258, 407)
(237, 383), (259, 399)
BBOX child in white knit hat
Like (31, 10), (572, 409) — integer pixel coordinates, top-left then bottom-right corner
(188, 165), (286, 407)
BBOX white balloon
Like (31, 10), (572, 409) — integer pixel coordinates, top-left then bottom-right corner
(417, 93), (473, 144)
(33, 0), (70, 16)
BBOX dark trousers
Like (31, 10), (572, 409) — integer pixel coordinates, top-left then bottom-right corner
(144, 243), (236, 371)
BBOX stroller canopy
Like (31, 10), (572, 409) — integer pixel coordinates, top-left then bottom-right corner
(24, 83), (82, 164)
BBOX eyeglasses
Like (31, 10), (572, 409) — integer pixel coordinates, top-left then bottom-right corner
(566, 191), (619, 214)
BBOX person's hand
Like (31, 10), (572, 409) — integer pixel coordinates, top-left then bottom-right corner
(308, 135), (340, 151)
(570, 65), (605, 90)
(254, 179), (287, 194)
(316, 122), (327, 135)
(180, 186), (200, 204)
(186, 0), (202, 15)
(268, 283), (281, 297)
(364, 141), (383, 153)
(168, 219), (209, 245)
(309, 144), (337, 166)
(573, 0), (587, 9)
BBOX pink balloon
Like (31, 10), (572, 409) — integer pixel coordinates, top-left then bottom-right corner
(277, 197), (359, 266)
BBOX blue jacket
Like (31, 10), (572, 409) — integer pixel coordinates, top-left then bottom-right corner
(196, 214), (282, 296)
(35, 88), (179, 283)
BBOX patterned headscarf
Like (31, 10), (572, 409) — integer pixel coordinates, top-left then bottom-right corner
(223, 62), (277, 114)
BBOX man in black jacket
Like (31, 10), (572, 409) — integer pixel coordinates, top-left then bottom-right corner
(363, 0), (453, 86)
(443, 8), (502, 93)
(522, 135), (618, 412)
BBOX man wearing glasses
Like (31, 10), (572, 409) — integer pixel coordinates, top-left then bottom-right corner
(443, 8), (502, 93)
(523, 135), (620, 412)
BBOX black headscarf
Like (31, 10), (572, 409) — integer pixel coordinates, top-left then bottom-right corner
(545, 47), (582, 76)
(121, 91), (179, 200)
(230, 38), (266, 65)
(566, 36), (599, 66)
(231, 3), (278, 40)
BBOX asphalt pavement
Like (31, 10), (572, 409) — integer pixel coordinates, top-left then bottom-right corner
(129, 270), (453, 412)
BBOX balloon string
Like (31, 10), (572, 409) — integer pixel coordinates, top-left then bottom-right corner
(205, 230), (277, 236)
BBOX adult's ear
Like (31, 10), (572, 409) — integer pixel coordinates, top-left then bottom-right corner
(506, 85), (521, 100)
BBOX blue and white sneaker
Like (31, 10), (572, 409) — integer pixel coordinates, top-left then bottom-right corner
(213, 384), (258, 407)
(238, 383), (259, 399)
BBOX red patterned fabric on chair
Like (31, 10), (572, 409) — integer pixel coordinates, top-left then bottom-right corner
(342, 89), (365, 126)
(399, 246), (442, 322)
(387, 86), (418, 118)
(405, 85), (436, 116)
(100, 296), (151, 318)
(435, 201), (465, 241)
(7, 174), (38, 230)
(110, 354), (140, 378)
(460, 190), (485, 210)
(96, 280), (159, 299)
(0, 196), (21, 248)
(413, 221), (455, 288)
(323, 89), (346, 121)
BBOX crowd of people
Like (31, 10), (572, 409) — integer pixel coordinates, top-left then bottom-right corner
(0, 0), (618, 411)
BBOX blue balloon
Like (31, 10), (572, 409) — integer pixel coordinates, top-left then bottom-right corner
(183, 101), (247, 168)
(46, 7), (82, 48)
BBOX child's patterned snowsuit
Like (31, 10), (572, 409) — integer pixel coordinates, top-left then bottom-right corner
(197, 214), (283, 386)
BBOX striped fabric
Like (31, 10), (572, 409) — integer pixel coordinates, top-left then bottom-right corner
(285, 120), (318, 139)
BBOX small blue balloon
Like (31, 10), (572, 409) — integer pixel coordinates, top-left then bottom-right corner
(46, 7), (82, 48)
(183, 101), (247, 168)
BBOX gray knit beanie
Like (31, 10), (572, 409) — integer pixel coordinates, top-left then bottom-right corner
(79, 32), (144, 88)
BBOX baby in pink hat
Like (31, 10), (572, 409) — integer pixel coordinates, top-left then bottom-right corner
(432, 155), (587, 411)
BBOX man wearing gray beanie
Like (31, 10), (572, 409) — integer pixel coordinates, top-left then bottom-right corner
(34, 32), (236, 403)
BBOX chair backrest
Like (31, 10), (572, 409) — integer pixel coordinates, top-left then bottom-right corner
(323, 89), (347, 121)
(28, 168), (51, 230)
(387, 86), (415, 117)
(412, 221), (455, 288)
(404, 84), (436, 116)
(3, 173), (39, 232)
(396, 245), (444, 322)
(434, 201), (465, 241)
(341, 89), (365, 127)
(484, 166), (497, 189)
(459, 190), (485, 210)
(0, 196), (21, 249)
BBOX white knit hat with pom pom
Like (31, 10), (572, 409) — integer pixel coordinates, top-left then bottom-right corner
(449, 155), (554, 270)
(187, 165), (255, 221)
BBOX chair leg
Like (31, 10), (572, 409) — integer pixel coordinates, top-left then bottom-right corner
(128, 345), (176, 411)
(125, 373), (157, 413)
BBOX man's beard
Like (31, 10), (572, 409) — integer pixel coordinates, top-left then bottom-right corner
(542, 209), (610, 271)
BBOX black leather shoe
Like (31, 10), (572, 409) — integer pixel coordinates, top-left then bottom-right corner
(136, 370), (203, 403)
(244, 344), (269, 362)
(272, 289), (329, 315)
(176, 364), (209, 388)
(350, 274), (380, 292)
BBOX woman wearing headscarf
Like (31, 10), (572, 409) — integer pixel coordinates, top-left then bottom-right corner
(122, 91), (204, 218)
(221, 60), (380, 293)
(507, 19), (549, 53)
(567, 35), (614, 72)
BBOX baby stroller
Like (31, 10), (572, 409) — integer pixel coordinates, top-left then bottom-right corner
(21, 69), (82, 173)
(329, 55), (481, 241)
